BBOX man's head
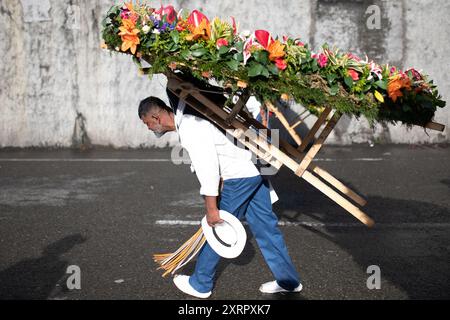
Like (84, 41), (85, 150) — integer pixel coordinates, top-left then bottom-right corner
(138, 96), (176, 136)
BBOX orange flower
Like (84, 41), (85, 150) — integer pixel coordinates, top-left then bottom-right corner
(267, 40), (285, 61)
(186, 18), (211, 41)
(387, 74), (411, 102)
(118, 18), (140, 55)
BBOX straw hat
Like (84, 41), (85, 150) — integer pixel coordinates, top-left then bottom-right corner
(201, 210), (247, 259)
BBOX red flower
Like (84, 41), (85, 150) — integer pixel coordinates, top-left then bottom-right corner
(275, 58), (287, 70)
(216, 38), (229, 48)
(155, 5), (177, 24)
(255, 29), (273, 50)
(187, 10), (209, 27)
(348, 69), (359, 81)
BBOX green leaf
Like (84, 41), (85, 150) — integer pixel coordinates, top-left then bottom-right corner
(170, 30), (180, 44)
(344, 76), (354, 88)
(330, 84), (339, 96)
(374, 80), (387, 90)
(261, 66), (270, 78)
(327, 74), (337, 84)
(168, 44), (180, 52)
(191, 48), (208, 57)
(233, 53), (243, 62)
(253, 50), (269, 64)
(190, 43), (203, 50)
(226, 60), (240, 71)
(267, 64), (279, 75)
(248, 63), (264, 77)
(218, 45), (230, 55)
(234, 41), (244, 52)
(180, 49), (191, 60)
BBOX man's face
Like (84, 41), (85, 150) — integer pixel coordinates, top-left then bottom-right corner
(141, 110), (165, 134)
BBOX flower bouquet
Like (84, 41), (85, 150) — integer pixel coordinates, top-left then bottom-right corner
(101, 1), (446, 128)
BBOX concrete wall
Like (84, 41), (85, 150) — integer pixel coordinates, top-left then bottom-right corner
(1, 0), (449, 148)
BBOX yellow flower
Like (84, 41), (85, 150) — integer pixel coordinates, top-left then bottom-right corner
(374, 90), (384, 103)
(118, 18), (140, 54)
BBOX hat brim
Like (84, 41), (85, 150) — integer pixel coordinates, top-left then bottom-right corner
(201, 210), (247, 259)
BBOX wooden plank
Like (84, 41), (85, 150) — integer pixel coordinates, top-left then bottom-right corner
(225, 92), (250, 124)
(265, 100), (303, 147)
(302, 170), (375, 227)
(295, 111), (342, 177)
(298, 107), (332, 152)
(424, 122), (445, 132)
(310, 164), (367, 207)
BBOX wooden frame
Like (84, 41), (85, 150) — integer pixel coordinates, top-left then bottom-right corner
(163, 72), (446, 228)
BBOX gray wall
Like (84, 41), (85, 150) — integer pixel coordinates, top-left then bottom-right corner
(1, 0), (449, 148)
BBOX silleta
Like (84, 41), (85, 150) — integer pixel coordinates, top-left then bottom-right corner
(178, 304), (212, 318)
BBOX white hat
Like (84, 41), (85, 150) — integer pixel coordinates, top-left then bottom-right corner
(201, 210), (247, 259)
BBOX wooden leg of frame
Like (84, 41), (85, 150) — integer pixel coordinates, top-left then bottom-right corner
(298, 107), (332, 153)
(302, 170), (375, 227)
(309, 164), (367, 207)
(295, 111), (342, 177)
(265, 100), (303, 147)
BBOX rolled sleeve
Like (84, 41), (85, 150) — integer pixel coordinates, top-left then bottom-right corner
(179, 117), (221, 196)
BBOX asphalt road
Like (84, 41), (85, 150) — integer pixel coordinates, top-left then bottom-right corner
(0, 145), (449, 300)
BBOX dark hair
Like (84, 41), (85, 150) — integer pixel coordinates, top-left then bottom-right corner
(138, 96), (172, 118)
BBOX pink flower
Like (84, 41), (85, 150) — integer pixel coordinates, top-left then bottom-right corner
(295, 40), (304, 47)
(405, 68), (422, 81)
(312, 53), (328, 68)
(317, 53), (328, 68)
(390, 66), (397, 75)
(216, 38), (229, 48)
(346, 53), (361, 62)
(348, 69), (359, 81)
(231, 17), (237, 35)
(275, 58), (287, 70)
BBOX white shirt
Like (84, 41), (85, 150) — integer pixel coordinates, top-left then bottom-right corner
(175, 101), (260, 196)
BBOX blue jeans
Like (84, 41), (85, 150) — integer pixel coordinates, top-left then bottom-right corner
(189, 175), (300, 293)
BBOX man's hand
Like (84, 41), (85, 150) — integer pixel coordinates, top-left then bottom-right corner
(204, 195), (223, 227)
(206, 208), (223, 227)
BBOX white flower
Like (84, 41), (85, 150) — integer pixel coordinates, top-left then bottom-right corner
(240, 30), (251, 38)
(152, 29), (161, 35)
(115, 47), (120, 51)
(142, 25), (151, 34)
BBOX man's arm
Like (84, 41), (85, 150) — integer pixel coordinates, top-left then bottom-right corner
(179, 119), (223, 226)
(204, 195), (223, 227)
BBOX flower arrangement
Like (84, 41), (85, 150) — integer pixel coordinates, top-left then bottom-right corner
(101, 1), (446, 127)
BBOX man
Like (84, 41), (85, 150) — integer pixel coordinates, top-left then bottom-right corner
(138, 78), (302, 298)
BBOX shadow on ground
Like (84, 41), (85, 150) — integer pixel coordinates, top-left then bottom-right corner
(270, 167), (450, 299)
(0, 234), (86, 299)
